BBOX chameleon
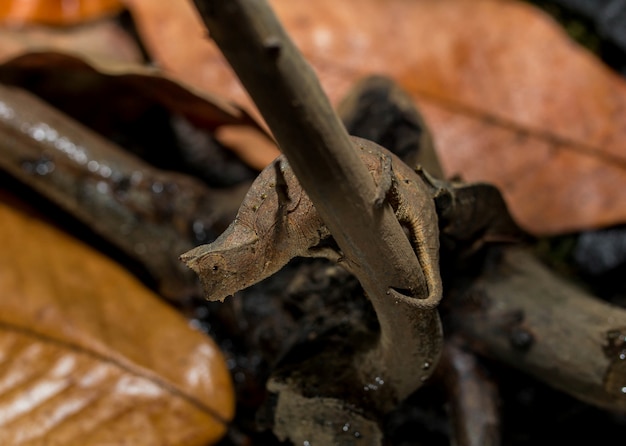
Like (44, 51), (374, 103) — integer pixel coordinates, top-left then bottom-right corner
(181, 136), (442, 309)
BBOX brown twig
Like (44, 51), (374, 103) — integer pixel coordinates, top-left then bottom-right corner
(439, 340), (501, 446)
(191, 0), (442, 406)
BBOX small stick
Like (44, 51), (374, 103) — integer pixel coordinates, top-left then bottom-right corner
(439, 340), (501, 446)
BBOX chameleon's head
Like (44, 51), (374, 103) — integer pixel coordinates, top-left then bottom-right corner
(181, 152), (331, 301)
(180, 222), (282, 301)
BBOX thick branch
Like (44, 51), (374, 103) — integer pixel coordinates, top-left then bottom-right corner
(452, 247), (626, 412)
(0, 84), (242, 301)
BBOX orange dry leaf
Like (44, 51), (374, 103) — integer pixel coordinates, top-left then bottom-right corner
(0, 0), (124, 26)
(0, 194), (234, 445)
(126, 0), (626, 235)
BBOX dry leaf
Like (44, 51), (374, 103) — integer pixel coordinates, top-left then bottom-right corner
(0, 51), (256, 130)
(0, 0), (124, 26)
(0, 18), (141, 63)
(0, 193), (234, 445)
(126, 0), (626, 235)
(0, 51), (274, 174)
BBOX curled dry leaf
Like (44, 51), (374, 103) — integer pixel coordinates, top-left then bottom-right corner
(128, 0), (626, 235)
(0, 51), (275, 172)
(0, 17), (141, 63)
(0, 193), (234, 445)
(0, 0), (124, 26)
(0, 51), (249, 132)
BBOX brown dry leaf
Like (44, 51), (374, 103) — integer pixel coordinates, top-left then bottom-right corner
(0, 193), (234, 445)
(0, 17), (141, 63)
(0, 51), (254, 129)
(0, 0), (124, 26)
(0, 51), (275, 170)
(126, 0), (626, 235)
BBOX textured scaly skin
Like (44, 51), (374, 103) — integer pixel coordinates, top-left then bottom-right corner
(181, 136), (441, 309)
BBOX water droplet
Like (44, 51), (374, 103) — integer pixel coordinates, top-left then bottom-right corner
(188, 319), (202, 330)
(98, 164), (112, 178)
(96, 181), (109, 194)
(192, 220), (208, 242)
(303, 441), (311, 446)
(509, 327), (534, 351)
(35, 159), (55, 176)
(53, 137), (88, 165)
(354, 431), (361, 438)
(226, 358), (237, 370)
(234, 371), (246, 383)
(342, 422), (350, 432)
(151, 182), (164, 194)
(130, 171), (144, 185)
(423, 361), (431, 370)
(29, 124), (47, 141)
(602, 327), (626, 396)
(0, 101), (15, 119)
(87, 160), (100, 172)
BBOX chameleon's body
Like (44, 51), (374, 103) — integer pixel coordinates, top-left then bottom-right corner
(182, 136), (441, 309)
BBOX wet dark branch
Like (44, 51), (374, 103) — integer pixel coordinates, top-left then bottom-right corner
(451, 247), (626, 412)
(0, 84), (244, 301)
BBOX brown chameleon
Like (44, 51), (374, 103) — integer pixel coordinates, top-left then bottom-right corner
(181, 136), (442, 309)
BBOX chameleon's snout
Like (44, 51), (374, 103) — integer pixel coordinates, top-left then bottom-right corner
(180, 223), (265, 301)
